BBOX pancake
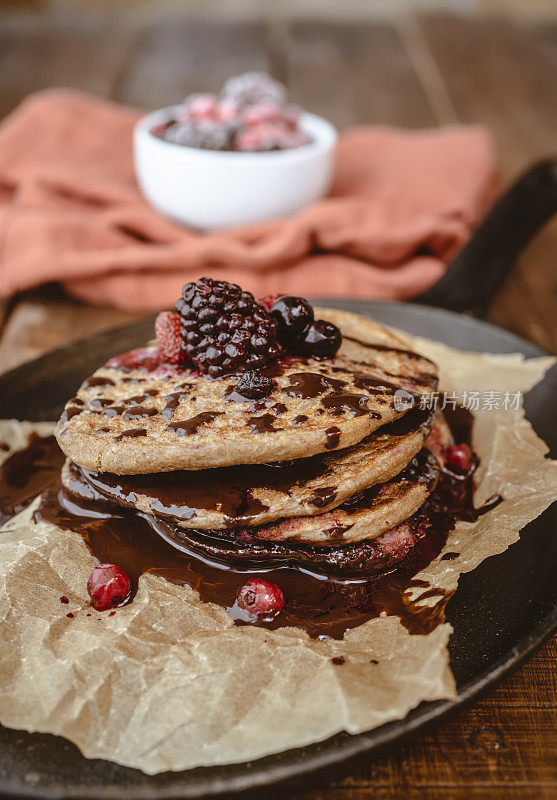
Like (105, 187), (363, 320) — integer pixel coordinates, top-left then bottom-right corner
(146, 509), (432, 577)
(64, 448), (440, 546)
(55, 309), (438, 474)
(64, 409), (434, 530)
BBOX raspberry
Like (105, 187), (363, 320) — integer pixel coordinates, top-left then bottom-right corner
(87, 564), (131, 611)
(242, 102), (299, 129)
(258, 294), (281, 311)
(176, 277), (281, 377)
(242, 101), (283, 126)
(180, 92), (219, 121)
(236, 578), (285, 618)
(221, 71), (287, 108)
(235, 121), (309, 152)
(155, 311), (182, 364)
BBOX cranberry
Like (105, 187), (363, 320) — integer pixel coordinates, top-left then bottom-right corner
(236, 578), (285, 618)
(87, 564), (131, 611)
(445, 443), (472, 472)
(270, 296), (314, 343)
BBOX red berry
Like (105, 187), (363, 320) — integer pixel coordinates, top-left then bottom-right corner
(242, 101), (283, 126)
(216, 98), (240, 123)
(155, 311), (182, 365)
(446, 443), (472, 472)
(181, 93), (219, 121)
(258, 294), (281, 311)
(236, 578), (285, 618)
(87, 563), (131, 611)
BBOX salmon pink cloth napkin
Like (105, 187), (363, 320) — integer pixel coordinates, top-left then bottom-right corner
(0, 89), (497, 311)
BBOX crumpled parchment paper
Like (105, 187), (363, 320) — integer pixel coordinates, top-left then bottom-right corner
(0, 338), (555, 774)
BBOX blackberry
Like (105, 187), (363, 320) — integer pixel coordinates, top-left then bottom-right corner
(165, 120), (233, 151)
(176, 277), (281, 377)
(233, 370), (274, 400)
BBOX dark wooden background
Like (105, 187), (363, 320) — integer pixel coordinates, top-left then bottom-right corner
(0, 10), (555, 799)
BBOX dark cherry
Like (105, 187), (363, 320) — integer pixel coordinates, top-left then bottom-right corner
(296, 319), (342, 358)
(270, 296), (314, 343)
(236, 578), (285, 618)
(233, 370), (275, 400)
(445, 443), (472, 472)
(87, 563), (131, 611)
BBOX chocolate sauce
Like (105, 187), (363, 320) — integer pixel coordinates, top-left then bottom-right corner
(352, 371), (399, 395)
(282, 373), (346, 399)
(0, 436), (64, 524)
(344, 336), (436, 366)
(122, 390), (159, 405)
(165, 412), (222, 437)
(115, 429), (148, 440)
(59, 406), (83, 423)
(293, 415), (309, 425)
(101, 406), (126, 418)
(1, 407), (502, 640)
(248, 413), (279, 433)
(81, 376), (115, 390)
(324, 425), (341, 449)
(322, 392), (378, 418)
(162, 388), (194, 420)
(271, 402), (288, 415)
(90, 398), (113, 410)
(309, 487), (337, 507)
(122, 406), (158, 421)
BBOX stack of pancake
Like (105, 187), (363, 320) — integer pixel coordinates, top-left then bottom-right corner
(55, 309), (448, 579)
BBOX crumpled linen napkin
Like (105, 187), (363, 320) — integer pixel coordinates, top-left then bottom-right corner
(0, 88), (497, 311)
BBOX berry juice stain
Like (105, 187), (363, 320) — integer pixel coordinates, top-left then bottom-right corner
(0, 409), (501, 639)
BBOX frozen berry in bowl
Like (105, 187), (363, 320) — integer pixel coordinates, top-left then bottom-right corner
(221, 71), (287, 108)
(135, 71), (337, 229)
(155, 311), (183, 364)
(296, 319), (342, 358)
(176, 277), (281, 377)
(236, 578), (285, 619)
(270, 295), (314, 343)
(180, 92), (220, 122)
(87, 564), (131, 612)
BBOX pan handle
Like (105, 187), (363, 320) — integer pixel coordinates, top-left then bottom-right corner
(413, 158), (557, 317)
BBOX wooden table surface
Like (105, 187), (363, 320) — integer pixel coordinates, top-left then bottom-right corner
(0, 10), (555, 799)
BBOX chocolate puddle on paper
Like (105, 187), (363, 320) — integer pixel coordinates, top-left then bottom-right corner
(0, 412), (500, 639)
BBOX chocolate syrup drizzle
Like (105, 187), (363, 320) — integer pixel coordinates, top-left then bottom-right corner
(0, 408), (502, 640)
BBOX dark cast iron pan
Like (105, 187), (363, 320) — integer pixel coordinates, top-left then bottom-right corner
(0, 161), (555, 800)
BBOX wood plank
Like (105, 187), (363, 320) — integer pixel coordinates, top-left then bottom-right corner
(0, 287), (141, 375)
(0, 17), (138, 117)
(289, 637), (557, 800)
(115, 20), (269, 109)
(414, 13), (557, 353)
(286, 21), (437, 129)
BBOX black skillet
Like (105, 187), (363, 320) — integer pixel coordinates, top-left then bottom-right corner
(0, 161), (556, 800)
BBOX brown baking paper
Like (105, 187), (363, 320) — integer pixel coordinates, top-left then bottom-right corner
(0, 338), (556, 774)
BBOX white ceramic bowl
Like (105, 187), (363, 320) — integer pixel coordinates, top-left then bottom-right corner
(133, 106), (338, 231)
